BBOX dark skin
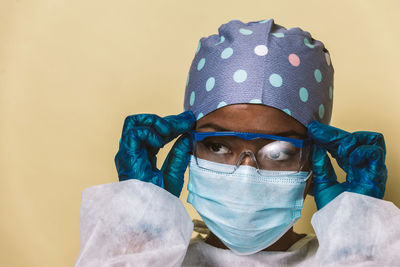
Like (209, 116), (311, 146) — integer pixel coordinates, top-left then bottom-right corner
(195, 103), (314, 252)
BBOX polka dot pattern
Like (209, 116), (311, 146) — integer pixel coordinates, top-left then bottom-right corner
(196, 41), (201, 54)
(269, 73), (283, 87)
(272, 32), (284, 38)
(319, 104), (325, 119)
(215, 36), (225, 45)
(221, 47), (233, 59)
(283, 109), (291, 116)
(314, 69), (322, 83)
(325, 53), (331, 66)
(254, 45), (268, 56)
(184, 19), (334, 126)
(197, 58), (205, 71)
(249, 99), (262, 104)
(304, 38), (315, 48)
(206, 77), (215, 91)
(288, 54), (300, 67)
(217, 101), (227, 108)
(190, 91), (195, 106)
(239, 28), (253, 35)
(233, 69), (247, 83)
(299, 87), (308, 102)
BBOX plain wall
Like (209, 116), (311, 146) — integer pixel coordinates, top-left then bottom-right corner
(1, 0), (399, 266)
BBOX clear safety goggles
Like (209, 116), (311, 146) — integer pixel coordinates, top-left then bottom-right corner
(190, 131), (312, 174)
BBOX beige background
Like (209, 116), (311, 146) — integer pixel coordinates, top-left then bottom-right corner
(1, 0), (399, 266)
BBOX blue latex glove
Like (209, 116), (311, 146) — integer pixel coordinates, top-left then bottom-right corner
(307, 120), (388, 210)
(114, 111), (196, 197)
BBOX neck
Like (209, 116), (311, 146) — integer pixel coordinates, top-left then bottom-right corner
(204, 227), (306, 252)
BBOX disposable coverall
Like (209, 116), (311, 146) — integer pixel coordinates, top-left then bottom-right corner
(74, 179), (400, 267)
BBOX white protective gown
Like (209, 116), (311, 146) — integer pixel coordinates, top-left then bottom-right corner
(74, 179), (400, 267)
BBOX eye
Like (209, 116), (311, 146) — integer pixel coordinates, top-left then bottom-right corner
(204, 142), (231, 155)
(258, 141), (296, 161)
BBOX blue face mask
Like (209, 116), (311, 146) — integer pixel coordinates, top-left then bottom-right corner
(187, 156), (312, 255)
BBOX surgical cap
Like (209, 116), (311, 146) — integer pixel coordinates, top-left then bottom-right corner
(183, 18), (334, 126)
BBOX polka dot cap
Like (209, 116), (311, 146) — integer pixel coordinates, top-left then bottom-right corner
(183, 18), (334, 126)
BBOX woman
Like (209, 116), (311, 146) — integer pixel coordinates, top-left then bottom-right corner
(75, 19), (399, 266)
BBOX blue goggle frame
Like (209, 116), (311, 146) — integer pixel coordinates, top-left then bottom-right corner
(190, 130), (312, 148)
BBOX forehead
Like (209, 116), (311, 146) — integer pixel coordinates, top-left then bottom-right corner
(195, 104), (307, 138)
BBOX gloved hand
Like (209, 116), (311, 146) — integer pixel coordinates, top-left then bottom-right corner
(114, 111), (196, 197)
(307, 120), (388, 210)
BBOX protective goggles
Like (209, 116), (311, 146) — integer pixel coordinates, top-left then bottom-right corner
(190, 131), (312, 174)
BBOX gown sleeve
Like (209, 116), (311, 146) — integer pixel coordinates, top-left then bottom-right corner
(311, 191), (400, 266)
(74, 179), (194, 267)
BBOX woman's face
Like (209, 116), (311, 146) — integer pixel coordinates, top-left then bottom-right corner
(195, 103), (313, 197)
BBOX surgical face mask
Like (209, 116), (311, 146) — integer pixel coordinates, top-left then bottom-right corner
(187, 156), (312, 255)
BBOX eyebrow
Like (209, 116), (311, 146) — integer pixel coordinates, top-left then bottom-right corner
(197, 123), (307, 139)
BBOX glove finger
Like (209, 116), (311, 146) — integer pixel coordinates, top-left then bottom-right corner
(130, 127), (164, 170)
(349, 144), (385, 167)
(312, 144), (338, 184)
(312, 144), (345, 210)
(337, 131), (386, 160)
(346, 150), (387, 199)
(121, 127), (163, 153)
(347, 145), (387, 190)
(162, 111), (196, 145)
(353, 131), (385, 149)
(324, 131), (386, 174)
(121, 114), (172, 138)
(307, 120), (351, 157)
(161, 133), (192, 197)
(115, 128), (165, 185)
(115, 143), (161, 182)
